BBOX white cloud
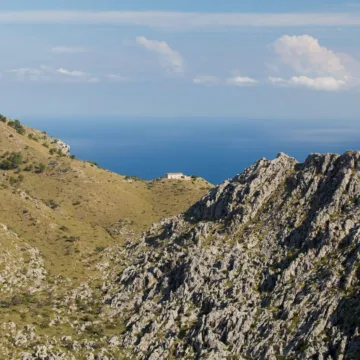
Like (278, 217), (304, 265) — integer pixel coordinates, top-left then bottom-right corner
(56, 68), (87, 77)
(268, 76), (288, 85)
(51, 46), (87, 53)
(5, 65), (100, 83)
(0, 11), (360, 28)
(193, 74), (258, 86)
(273, 35), (345, 77)
(268, 75), (346, 91)
(56, 67), (100, 82)
(226, 76), (258, 86)
(136, 36), (184, 73)
(270, 34), (360, 91)
(290, 76), (346, 91)
(193, 75), (220, 85)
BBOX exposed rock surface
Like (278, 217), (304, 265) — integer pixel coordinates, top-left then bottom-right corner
(2, 151), (360, 359)
(104, 151), (360, 359)
(51, 137), (71, 155)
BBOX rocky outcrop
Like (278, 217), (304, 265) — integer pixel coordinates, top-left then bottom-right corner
(104, 151), (360, 359)
(52, 138), (71, 155)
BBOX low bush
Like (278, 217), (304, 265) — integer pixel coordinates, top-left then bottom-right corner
(0, 152), (23, 170)
(8, 119), (25, 135)
(36, 162), (46, 173)
(28, 133), (38, 141)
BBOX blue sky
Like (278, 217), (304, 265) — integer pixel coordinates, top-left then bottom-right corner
(0, 0), (360, 119)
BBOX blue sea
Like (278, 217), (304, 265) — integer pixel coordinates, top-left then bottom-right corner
(23, 117), (360, 185)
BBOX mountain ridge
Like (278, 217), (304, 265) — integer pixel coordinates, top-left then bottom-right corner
(104, 150), (360, 359)
(1, 115), (359, 359)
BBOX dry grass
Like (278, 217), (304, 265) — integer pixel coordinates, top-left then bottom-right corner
(0, 120), (213, 281)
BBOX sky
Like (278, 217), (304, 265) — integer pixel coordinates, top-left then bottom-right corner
(0, 0), (360, 119)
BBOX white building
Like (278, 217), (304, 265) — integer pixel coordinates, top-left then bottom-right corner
(165, 172), (191, 180)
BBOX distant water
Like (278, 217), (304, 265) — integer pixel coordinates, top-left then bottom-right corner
(23, 117), (360, 185)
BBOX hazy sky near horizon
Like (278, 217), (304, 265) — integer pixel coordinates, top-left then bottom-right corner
(1, 1), (360, 119)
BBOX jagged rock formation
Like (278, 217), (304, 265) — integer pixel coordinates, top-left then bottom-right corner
(105, 151), (360, 359)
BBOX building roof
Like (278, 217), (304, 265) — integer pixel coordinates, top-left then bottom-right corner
(166, 172), (184, 175)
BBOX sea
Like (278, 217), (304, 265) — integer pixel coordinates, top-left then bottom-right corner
(23, 117), (360, 185)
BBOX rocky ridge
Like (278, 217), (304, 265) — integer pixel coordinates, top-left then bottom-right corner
(2, 150), (360, 359)
(104, 151), (360, 359)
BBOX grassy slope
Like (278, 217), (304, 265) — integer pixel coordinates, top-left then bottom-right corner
(0, 119), (213, 358)
(0, 120), (213, 281)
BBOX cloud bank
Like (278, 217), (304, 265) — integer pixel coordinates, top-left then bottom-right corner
(268, 75), (346, 91)
(0, 11), (360, 28)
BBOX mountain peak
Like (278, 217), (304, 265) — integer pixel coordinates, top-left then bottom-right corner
(106, 151), (360, 359)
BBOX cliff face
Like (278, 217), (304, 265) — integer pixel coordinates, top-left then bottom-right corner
(105, 151), (360, 359)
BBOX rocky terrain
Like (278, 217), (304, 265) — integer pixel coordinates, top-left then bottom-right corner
(1, 116), (359, 359)
(104, 151), (360, 359)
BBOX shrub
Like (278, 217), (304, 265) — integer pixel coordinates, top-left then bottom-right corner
(23, 164), (34, 172)
(0, 114), (6, 123)
(28, 133), (38, 141)
(9, 176), (17, 186)
(8, 119), (25, 135)
(0, 152), (23, 170)
(47, 200), (58, 209)
(36, 163), (46, 173)
(9, 174), (24, 186)
(87, 160), (99, 167)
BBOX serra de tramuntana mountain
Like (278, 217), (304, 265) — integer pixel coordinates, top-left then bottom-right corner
(0, 116), (359, 359)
